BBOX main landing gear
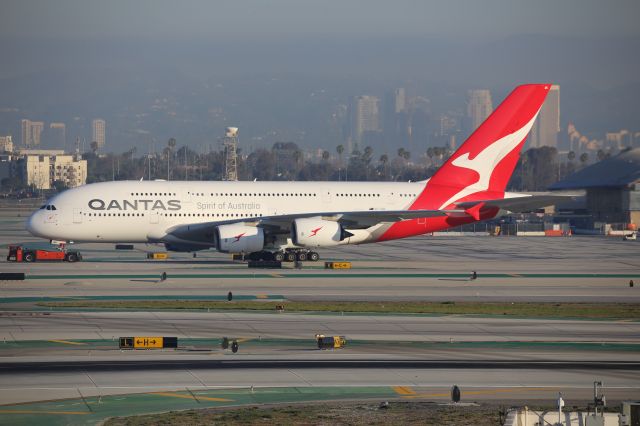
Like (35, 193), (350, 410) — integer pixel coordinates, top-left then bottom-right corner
(248, 249), (320, 262)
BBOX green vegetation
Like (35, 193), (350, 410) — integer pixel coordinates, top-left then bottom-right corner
(37, 300), (640, 320)
(104, 401), (503, 426)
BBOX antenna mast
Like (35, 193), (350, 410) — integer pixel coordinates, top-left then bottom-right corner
(222, 127), (239, 181)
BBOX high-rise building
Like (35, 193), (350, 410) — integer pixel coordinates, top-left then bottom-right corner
(350, 95), (380, 148)
(49, 123), (66, 150)
(467, 90), (493, 133)
(392, 88), (406, 114)
(529, 84), (560, 148)
(31, 122), (44, 147)
(21, 119), (45, 148)
(383, 88), (408, 147)
(92, 119), (106, 148)
(0, 136), (13, 153)
(21, 120), (30, 148)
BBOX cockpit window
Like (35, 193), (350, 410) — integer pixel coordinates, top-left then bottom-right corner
(46, 205), (51, 210)
(50, 205), (57, 210)
(39, 205), (46, 210)
(43, 205), (57, 210)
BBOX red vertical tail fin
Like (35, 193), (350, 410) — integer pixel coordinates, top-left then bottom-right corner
(413, 84), (551, 210)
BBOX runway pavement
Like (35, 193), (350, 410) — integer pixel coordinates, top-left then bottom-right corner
(2, 310), (640, 343)
(1, 212), (640, 413)
(2, 218), (639, 302)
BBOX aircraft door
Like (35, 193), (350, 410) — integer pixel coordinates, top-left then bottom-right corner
(149, 212), (159, 224)
(73, 208), (82, 224)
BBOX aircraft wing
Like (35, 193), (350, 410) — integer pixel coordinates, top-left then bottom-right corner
(165, 208), (463, 240)
(454, 192), (580, 214)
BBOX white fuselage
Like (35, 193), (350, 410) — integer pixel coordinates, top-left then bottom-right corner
(27, 180), (425, 246)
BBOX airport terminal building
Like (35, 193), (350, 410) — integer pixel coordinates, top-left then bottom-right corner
(551, 147), (640, 226)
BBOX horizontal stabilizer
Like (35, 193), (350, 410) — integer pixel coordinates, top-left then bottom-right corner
(454, 192), (580, 213)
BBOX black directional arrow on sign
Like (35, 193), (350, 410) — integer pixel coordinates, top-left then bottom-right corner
(136, 340), (143, 345)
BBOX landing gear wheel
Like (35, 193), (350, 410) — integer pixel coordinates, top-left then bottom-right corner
(273, 252), (285, 262)
(285, 252), (296, 262)
(248, 252), (261, 261)
(66, 253), (78, 263)
(296, 252), (308, 261)
(308, 252), (320, 262)
(23, 252), (35, 262)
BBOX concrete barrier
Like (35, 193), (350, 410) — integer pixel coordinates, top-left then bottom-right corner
(0, 273), (25, 280)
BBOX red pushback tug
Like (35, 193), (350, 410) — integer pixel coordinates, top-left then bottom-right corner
(6, 245), (82, 263)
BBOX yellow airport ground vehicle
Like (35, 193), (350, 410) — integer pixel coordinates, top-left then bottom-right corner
(147, 252), (168, 260)
(324, 261), (352, 269)
(315, 334), (347, 349)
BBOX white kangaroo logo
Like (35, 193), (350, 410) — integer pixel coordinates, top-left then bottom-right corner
(438, 111), (540, 210)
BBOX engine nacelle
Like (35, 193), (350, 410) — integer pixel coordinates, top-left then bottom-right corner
(215, 224), (264, 253)
(292, 217), (352, 248)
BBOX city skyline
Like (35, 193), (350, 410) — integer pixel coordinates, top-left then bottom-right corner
(0, 1), (637, 156)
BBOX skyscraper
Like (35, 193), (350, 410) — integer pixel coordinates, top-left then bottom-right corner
(21, 119), (30, 148)
(467, 89), (493, 133)
(350, 95), (380, 148)
(383, 88), (408, 149)
(529, 85), (560, 148)
(92, 119), (106, 148)
(21, 119), (44, 148)
(49, 122), (66, 150)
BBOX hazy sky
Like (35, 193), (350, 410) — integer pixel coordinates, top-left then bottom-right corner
(2, 0), (639, 40)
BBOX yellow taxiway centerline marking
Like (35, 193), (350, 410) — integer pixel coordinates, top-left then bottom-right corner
(269, 273), (285, 278)
(0, 410), (89, 415)
(48, 340), (87, 346)
(256, 294), (268, 299)
(509, 274), (522, 278)
(392, 386), (416, 395)
(153, 392), (233, 402)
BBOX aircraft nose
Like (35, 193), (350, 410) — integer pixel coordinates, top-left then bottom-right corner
(26, 211), (46, 238)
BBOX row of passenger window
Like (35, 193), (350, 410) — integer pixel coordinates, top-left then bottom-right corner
(130, 192), (176, 196)
(83, 212), (264, 218)
(206, 192), (316, 197)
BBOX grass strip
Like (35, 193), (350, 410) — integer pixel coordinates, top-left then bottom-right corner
(36, 300), (640, 320)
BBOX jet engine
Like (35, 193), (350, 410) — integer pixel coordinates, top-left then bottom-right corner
(215, 223), (264, 253)
(291, 217), (353, 248)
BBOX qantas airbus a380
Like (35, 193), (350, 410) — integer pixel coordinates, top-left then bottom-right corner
(27, 84), (566, 261)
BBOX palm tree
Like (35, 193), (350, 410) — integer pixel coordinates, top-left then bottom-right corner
(567, 151), (576, 162)
(397, 147), (406, 160)
(579, 152), (589, 167)
(363, 146), (373, 160)
(379, 154), (389, 180)
(426, 147), (434, 166)
(167, 138), (177, 180)
(336, 144), (344, 180)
